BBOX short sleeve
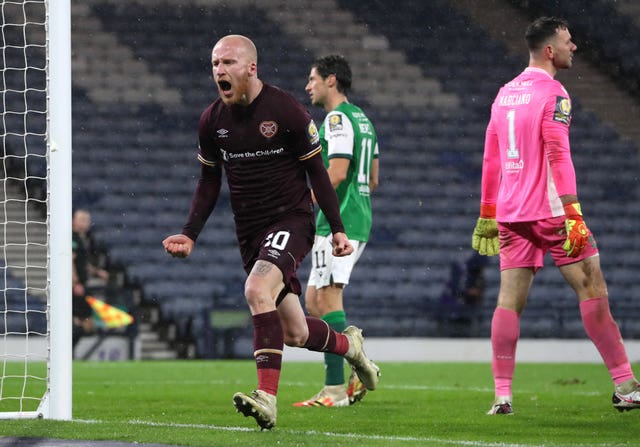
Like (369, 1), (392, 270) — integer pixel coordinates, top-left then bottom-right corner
(324, 111), (355, 159)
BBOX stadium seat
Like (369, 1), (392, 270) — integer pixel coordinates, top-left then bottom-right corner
(62, 0), (640, 347)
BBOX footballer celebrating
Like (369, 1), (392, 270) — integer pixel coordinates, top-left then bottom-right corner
(163, 35), (380, 430)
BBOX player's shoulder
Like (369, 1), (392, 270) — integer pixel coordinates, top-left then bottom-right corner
(263, 83), (304, 107)
(330, 103), (373, 126)
(341, 103), (377, 135)
(522, 69), (570, 99)
(199, 99), (225, 124)
(262, 84), (309, 117)
(550, 79), (570, 98)
(528, 77), (572, 125)
(324, 110), (350, 134)
(536, 75), (568, 94)
(336, 102), (370, 119)
(534, 79), (571, 113)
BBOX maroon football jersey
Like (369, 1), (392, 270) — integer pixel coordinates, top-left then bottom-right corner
(197, 84), (321, 239)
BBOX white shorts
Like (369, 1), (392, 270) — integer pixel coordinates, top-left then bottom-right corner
(307, 235), (366, 289)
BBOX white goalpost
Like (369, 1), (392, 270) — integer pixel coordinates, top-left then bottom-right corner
(1, 0), (72, 419)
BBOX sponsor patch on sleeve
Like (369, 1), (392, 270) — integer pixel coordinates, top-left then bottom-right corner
(307, 120), (320, 146)
(328, 113), (343, 132)
(553, 96), (571, 125)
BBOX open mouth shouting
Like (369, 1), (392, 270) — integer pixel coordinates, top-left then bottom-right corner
(218, 80), (232, 96)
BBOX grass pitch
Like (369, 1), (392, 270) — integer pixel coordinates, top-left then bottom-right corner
(0, 360), (637, 446)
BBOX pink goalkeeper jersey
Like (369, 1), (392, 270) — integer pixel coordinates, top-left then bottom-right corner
(482, 67), (577, 222)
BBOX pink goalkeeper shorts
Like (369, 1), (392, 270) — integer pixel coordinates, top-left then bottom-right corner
(498, 216), (599, 272)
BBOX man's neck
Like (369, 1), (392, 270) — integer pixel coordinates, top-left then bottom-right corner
(240, 79), (264, 106)
(325, 93), (348, 112)
(528, 59), (557, 78)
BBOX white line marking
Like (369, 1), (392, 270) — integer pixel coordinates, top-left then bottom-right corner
(73, 418), (624, 447)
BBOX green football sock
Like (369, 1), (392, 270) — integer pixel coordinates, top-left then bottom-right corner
(322, 310), (347, 386)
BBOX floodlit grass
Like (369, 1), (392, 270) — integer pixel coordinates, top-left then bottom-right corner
(0, 360), (636, 446)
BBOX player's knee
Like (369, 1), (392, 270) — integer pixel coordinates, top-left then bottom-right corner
(283, 335), (305, 347)
(243, 284), (258, 305)
(591, 279), (608, 299)
(283, 327), (308, 347)
(244, 282), (271, 310)
(577, 273), (608, 299)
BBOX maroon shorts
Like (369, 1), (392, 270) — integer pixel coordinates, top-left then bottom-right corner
(498, 216), (599, 272)
(238, 212), (315, 296)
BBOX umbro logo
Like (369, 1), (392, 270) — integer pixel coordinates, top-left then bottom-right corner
(267, 248), (281, 259)
(217, 128), (229, 138)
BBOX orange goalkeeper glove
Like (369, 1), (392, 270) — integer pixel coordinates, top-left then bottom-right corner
(562, 202), (590, 257)
(471, 203), (499, 256)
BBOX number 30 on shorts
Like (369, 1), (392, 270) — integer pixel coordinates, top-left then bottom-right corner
(264, 231), (290, 250)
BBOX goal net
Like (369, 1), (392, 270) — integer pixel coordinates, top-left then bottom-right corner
(1, 0), (71, 419)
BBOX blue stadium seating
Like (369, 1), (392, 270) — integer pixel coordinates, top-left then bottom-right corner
(63, 0), (640, 349)
(1, 262), (48, 335)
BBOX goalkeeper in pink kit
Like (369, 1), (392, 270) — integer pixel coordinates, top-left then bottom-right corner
(472, 17), (639, 415)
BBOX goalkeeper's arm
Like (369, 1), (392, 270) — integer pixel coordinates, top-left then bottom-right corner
(473, 124), (500, 256)
(471, 203), (499, 256)
(544, 126), (590, 258)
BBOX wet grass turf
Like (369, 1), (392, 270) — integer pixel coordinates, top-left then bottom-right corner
(0, 360), (637, 446)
